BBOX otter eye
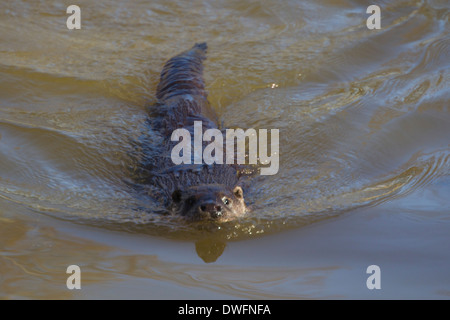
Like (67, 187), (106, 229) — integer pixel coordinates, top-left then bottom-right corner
(222, 197), (231, 206)
(172, 190), (182, 203)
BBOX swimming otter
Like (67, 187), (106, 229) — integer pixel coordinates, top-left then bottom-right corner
(141, 43), (248, 222)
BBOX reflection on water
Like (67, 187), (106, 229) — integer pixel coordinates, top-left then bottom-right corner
(0, 0), (449, 298)
(195, 239), (227, 263)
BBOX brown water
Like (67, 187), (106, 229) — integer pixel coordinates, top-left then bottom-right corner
(1, 0), (449, 299)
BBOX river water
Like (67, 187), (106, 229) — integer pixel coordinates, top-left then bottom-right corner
(0, 0), (449, 299)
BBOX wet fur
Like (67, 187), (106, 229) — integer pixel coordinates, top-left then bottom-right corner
(139, 43), (248, 221)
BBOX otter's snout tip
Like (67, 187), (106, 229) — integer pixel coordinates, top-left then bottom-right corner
(198, 202), (223, 219)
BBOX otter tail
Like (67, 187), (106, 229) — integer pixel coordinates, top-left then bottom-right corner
(156, 43), (208, 102)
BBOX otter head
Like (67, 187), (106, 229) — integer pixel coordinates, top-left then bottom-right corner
(171, 184), (246, 222)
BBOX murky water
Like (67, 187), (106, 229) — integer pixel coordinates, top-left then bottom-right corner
(1, 0), (449, 299)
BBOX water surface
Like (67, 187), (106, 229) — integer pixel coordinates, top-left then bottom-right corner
(0, 0), (449, 299)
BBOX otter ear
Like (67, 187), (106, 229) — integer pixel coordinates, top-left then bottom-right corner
(172, 190), (182, 203)
(233, 186), (243, 199)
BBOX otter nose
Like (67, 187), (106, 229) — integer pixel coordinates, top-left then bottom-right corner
(198, 202), (222, 218)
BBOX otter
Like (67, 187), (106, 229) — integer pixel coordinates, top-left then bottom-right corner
(139, 43), (249, 222)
